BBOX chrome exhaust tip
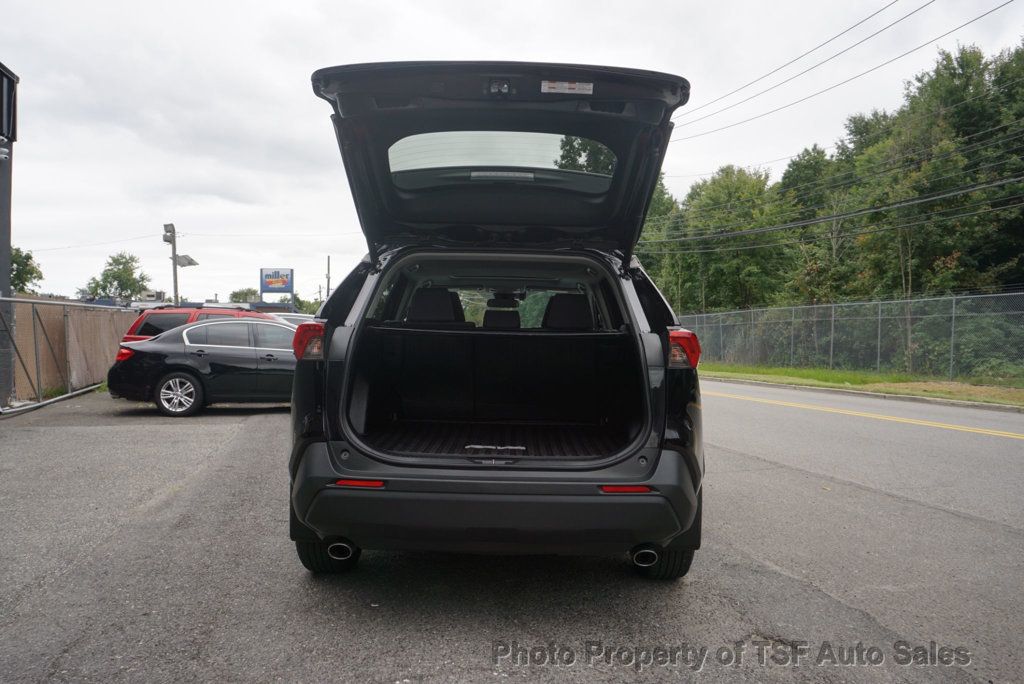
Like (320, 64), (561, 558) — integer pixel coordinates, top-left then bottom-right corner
(632, 547), (660, 568)
(327, 542), (355, 561)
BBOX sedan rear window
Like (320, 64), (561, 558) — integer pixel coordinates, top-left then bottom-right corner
(137, 313), (189, 336)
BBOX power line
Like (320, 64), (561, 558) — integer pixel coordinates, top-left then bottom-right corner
(668, 1), (1017, 143)
(663, 150), (810, 178)
(655, 149), (1024, 242)
(30, 234), (153, 252)
(638, 196), (1024, 255)
(642, 172), (1024, 241)
(676, 0), (937, 129)
(660, 125), (1024, 231)
(674, 0), (903, 120)
(647, 122), (1024, 233)
(28, 229), (366, 253)
(638, 174), (1024, 243)
(662, 73), (1024, 179)
(643, 143), (1024, 239)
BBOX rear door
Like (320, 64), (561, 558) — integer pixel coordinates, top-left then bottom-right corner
(183, 321), (259, 400)
(312, 61), (690, 260)
(253, 322), (298, 399)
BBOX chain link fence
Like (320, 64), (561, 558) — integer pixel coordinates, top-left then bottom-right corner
(678, 293), (1024, 381)
(0, 297), (138, 412)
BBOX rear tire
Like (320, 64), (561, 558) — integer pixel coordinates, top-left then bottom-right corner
(154, 372), (203, 417)
(295, 541), (361, 574)
(635, 549), (695, 580)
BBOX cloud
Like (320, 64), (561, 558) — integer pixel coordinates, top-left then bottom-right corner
(2, 0), (1021, 299)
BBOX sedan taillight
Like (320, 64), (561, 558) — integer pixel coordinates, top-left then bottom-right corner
(115, 347), (135, 362)
(293, 322), (325, 361)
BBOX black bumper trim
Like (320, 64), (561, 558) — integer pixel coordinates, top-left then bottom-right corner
(290, 442), (699, 555)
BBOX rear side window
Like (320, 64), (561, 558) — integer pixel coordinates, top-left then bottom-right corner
(633, 271), (677, 331)
(206, 323), (250, 347)
(253, 324), (294, 350)
(197, 313), (233, 320)
(185, 326), (207, 345)
(137, 313), (189, 336)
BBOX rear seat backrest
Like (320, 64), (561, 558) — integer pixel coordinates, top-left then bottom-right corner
(541, 294), (595, 330)
(483, 309), (520, 329)
(398, 287), (475, 329)
(407, 287), (457, 322)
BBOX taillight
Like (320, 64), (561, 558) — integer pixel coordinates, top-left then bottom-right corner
(293, 321), (325, 360)
(115, 347), (134, 362)
(600, 485), (652, 494)
(334, 479), (385, 488)
(668, 329), (701, 369)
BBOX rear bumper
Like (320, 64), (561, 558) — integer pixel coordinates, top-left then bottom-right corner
(106, 365), (151, 401)
(290, 442), (700, 555)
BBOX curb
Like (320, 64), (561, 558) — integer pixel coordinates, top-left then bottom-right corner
(701, 376), (1024, 414)
(0, 384), (103, 419)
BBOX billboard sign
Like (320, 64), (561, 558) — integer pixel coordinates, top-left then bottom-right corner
(260, 268), (294, 294)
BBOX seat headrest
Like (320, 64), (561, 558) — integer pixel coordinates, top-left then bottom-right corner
(541, 294), (594, 330)
(483, 309), (521, 329)
(407, 288), (458, 322)
(449, 292), (466, 322)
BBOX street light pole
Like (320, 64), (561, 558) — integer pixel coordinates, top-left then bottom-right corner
(163, 223), (178, 305)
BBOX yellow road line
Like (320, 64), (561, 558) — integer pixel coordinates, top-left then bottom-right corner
(703, 390), (1024, 441)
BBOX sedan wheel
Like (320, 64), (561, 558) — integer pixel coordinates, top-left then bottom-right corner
(155, 373), (204, 417)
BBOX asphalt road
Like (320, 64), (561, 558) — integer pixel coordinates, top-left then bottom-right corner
(0, 381), (1022, 682)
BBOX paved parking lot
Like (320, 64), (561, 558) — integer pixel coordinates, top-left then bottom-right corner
(1, 382), (1022, 682)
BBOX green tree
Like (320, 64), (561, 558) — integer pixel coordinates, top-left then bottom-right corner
(645, 166), (797, 311)
(554, 136), (616, 174)
(230, 287), (259, 303)
(278, 292), (321, 315)
(10, 246), (43, 293)
(79, 252), (150, 302)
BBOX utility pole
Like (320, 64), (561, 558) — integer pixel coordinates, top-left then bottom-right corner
(163, 223), (178, 305)
(325, 255), (331, 296)
(161, 225), (197, 306)
(1, 61), (19, 407)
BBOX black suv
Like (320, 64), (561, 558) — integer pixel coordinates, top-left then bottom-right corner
(289, 62), (703, 579)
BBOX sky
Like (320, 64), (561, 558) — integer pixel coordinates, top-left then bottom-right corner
(2, 0), (1022, 302)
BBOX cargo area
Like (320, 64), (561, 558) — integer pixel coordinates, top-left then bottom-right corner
(346, 327), (646, 461)
(338, 253), (650, 462)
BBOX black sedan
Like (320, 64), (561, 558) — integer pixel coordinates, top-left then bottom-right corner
(108, 318), (298, 416)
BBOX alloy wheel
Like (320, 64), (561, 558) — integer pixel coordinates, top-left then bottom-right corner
(159, 377), (195, 413)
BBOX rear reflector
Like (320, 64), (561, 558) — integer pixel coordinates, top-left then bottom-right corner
(599, 485), (652, 494)
(335, 479), (386, 488)
(115, 347), (135, 362)
(668, 328), (701, 369)
(293, 321), (325, 360)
